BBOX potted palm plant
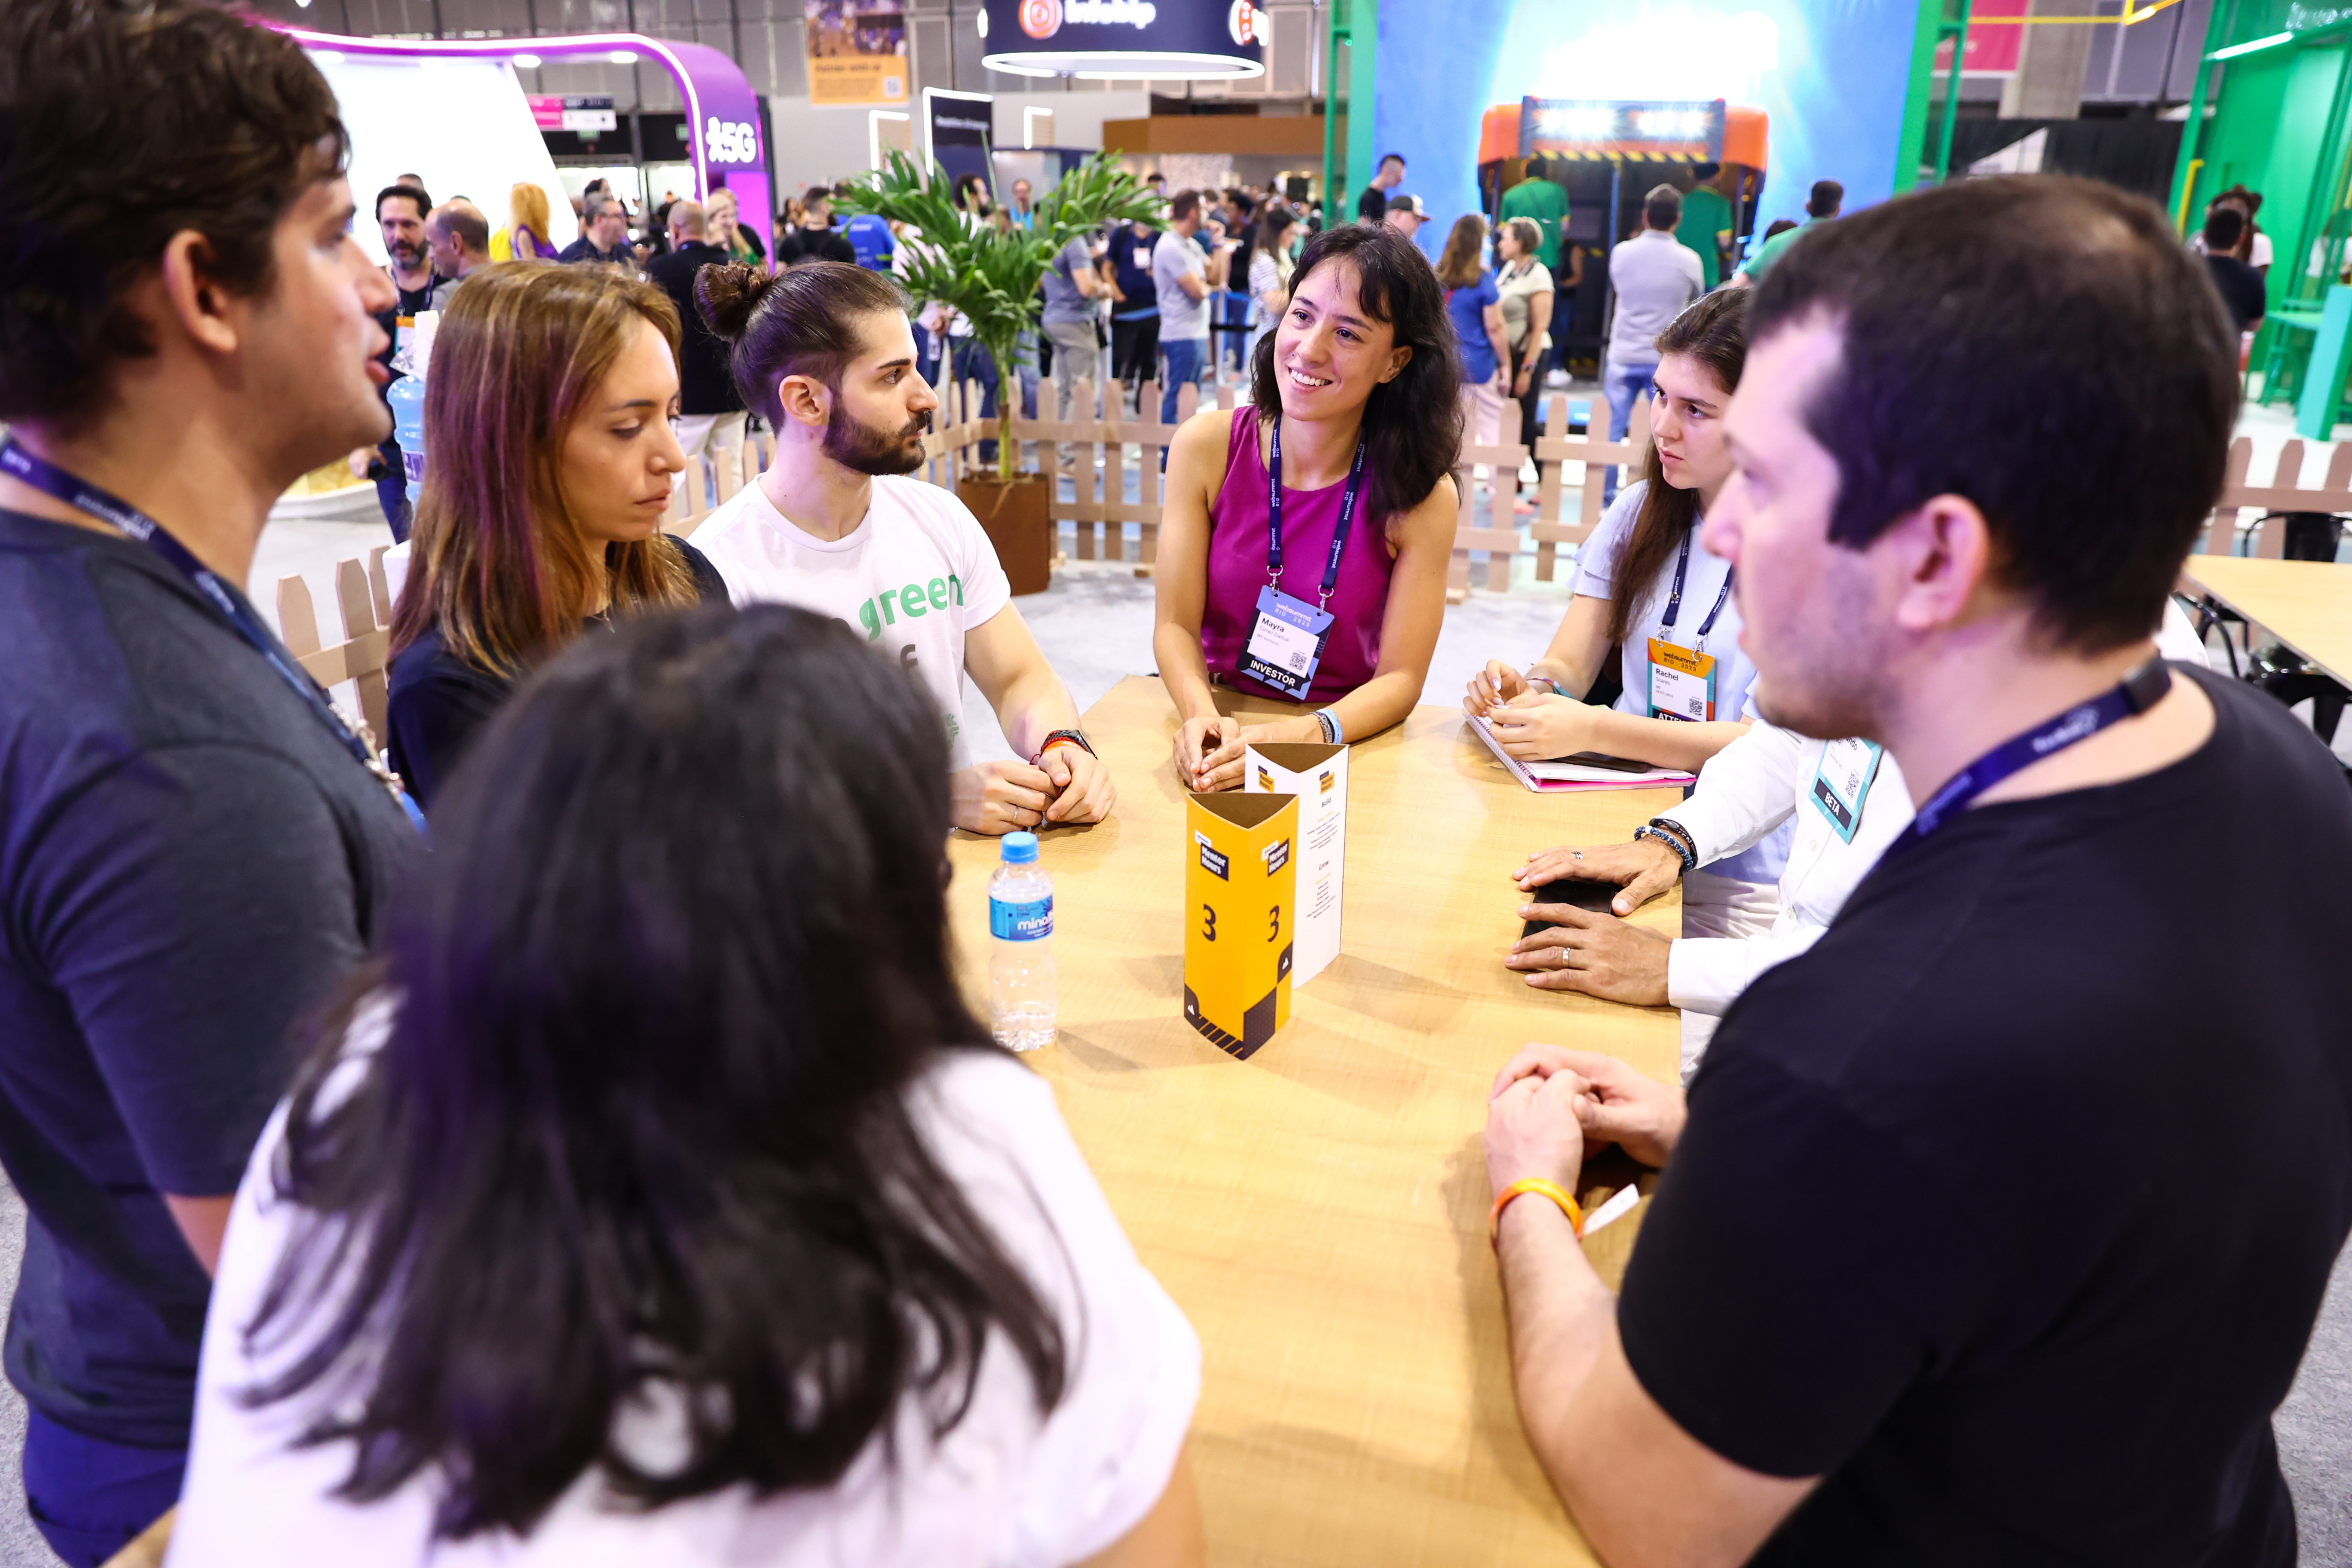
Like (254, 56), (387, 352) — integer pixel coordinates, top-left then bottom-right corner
(833, 151), (1162, 593)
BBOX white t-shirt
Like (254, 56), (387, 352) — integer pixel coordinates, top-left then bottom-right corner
(1569, 480), (1789, 886)
(691, 475), (1013, 770)
(170, 1017), (1200, 1568)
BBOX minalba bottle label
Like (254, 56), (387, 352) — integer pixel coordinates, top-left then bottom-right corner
(989, 896), (1053, 941)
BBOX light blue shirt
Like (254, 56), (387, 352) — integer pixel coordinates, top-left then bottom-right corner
(1569, 481), (1791, 886)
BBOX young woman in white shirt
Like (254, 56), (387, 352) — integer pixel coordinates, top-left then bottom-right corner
(1466, 288), (1791, 969)
(170, 605), (1202, 1568)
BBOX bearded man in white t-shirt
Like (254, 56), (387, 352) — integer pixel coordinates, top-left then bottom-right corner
(691, 261), (1115, 835)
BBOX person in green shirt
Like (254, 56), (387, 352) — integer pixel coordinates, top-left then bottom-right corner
(1677, 162), (1735, 290)
(1499, 156), (1571, 273)
(1735, 179), (1842, 285)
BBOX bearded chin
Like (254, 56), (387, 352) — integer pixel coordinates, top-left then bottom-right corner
(823, 407), (928, 477)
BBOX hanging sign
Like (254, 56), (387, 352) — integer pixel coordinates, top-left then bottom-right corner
(807, 0), (910, 105)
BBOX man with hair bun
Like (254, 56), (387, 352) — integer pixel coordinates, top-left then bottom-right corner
(0, 3), (416, 1556)
(689, 261), (1115, 836)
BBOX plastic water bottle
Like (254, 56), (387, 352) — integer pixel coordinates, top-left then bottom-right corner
(386, 310), (438, 505)
(989, 831), (1056, 1051)
(387, 371), (427, 505)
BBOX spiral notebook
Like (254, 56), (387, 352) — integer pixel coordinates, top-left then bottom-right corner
(1469, 717), (1697, 793)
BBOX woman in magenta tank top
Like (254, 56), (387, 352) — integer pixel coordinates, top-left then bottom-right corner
(1154, 224), (1463, 791)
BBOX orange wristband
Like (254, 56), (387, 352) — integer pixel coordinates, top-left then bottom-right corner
(1489, 1177), (1586, 1247)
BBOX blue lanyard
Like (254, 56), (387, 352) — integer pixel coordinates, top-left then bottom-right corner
(1266, 420), (1369, 608)
(1658, 527), (1733, 641)
(1896, 658), (2173, 846)
(0, 437), (426, 833)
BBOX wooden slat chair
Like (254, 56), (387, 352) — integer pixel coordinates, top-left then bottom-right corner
(2197, 436), (2352, 558)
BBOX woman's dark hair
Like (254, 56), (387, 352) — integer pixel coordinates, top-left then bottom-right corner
(698, 259), (911, 426)
(0, 0), (350, 425)
(1606, 288), (1748, 648)
(1253, 205), (1297, 257)
(247, 604), (1068, 1541)
(1248, 222), (1464, 526)
(1752, 174), (2238, 651)
(1762, 217), (1798, 243)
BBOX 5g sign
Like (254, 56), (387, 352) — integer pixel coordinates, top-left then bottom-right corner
(703, 116), (758, 165)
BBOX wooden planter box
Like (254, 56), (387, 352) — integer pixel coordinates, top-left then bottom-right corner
(956, 473), (1054, 596)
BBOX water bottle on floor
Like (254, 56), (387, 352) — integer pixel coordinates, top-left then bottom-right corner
(989, 831), (1056, 1051)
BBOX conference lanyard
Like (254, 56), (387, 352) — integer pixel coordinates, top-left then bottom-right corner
(1895, 658), (2174, 847)
(1657, 526), (1733, 644)
(1266, 421), (1369, 609)
(0, 438), (427, 834)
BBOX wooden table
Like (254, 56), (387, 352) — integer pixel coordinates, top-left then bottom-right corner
(2181, 556), (2352, 685)
(945, 677), (1684, 1567)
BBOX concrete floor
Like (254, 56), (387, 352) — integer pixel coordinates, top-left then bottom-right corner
(3, 413), (2350, 1563)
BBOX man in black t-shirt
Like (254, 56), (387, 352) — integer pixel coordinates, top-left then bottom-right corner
(370, 181), (439, 542)
(775, 185), (858, 269)
(1357, 151), (1404, 225)
(0, 6), (416, 1560)
(1482, 176), (2352, 1567)
(646, 199), (749, 490)
(2203, 206), (2268, 337)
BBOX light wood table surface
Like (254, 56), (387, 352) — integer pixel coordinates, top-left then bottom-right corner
(2181, 556), (2352, 686)
(946, 676), (1685, 1568)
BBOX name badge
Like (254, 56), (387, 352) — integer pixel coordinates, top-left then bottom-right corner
(1136, 246), (1154, 270)
(1809, 737), (1883, 843)
(1646, 637), (1718, 723)
(1243, 585), (1332, 700)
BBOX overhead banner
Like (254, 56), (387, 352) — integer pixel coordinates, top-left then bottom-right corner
(1518, 98), (1727, 163)
(979, 0), (1266, 79)
(807, 0), (910, 106)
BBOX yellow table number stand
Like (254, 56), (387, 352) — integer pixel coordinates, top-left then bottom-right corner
(1184, 791), (1299, 1060)
(1243, 741), (1348, 986)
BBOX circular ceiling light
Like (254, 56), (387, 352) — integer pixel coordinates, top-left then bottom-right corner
(609, 49), (638, 64)
(512, 52), (542, 67)
(980, 0), (1266, 80)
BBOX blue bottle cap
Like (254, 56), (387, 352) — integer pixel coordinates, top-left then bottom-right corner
(1001, 830), (1039, 864)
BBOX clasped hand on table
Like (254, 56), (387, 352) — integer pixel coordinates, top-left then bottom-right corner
(1503, 834), (1685, 1008)
(1483, 1043), (1687, 1199)
(1172, 713), (1325, 793)
(1463, 659), (1607, 761)
(952, 746), (1115, 836)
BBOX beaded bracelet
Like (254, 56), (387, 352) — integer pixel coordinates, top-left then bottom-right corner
(1633, 821), (1697, 875)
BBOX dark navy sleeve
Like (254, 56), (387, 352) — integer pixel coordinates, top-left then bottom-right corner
(21, 746), (377, 1196)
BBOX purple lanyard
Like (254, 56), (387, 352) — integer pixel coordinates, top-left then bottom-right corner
(1657, 526), (1733, 641)
(1266, 421), (1369, 608)
(0, 437), (425, 832)
(1896, 658), (2174, 845)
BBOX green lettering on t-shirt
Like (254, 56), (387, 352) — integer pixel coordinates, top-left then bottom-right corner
(900, 582), (926, 619)
(878, 590), (898, 625)
(858, 597), (881, 640)
(949, 573), (964, 606)
(928, 576), (949, 611)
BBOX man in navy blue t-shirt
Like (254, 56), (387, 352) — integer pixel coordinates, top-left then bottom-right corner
(1482, 177), (2352, 1567)
(0, 6), (416, 1561)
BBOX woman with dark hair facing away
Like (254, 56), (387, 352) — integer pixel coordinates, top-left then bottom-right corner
(1436, 213), (1512, 458)
(385, 261), (728, 808)
(1154, 223), (1461, 789)
(689, 262), (1115, 835)
(169, 605), (1205, 1564)
(1467, 289), (1790, 946)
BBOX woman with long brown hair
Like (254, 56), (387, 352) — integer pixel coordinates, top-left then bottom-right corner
(1464, 288), (1789, 932)
(1436, 213), (1510, 457)
(386, 262), (726, 807)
